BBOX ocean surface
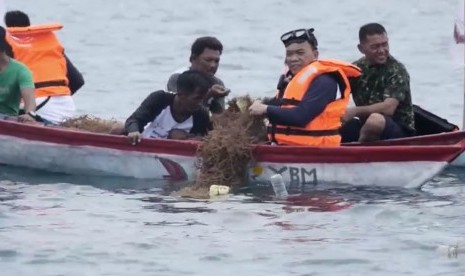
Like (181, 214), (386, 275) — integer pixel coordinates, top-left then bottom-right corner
(1, 0), (465, 275)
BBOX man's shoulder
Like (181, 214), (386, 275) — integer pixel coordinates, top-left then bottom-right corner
(314, 73), (339, 85)
(172, 66), (190, 75)
(147, 90), (175, 102)
(168, 67), (189, 80)
(167, 72), (181, 82)
(301, 73), (339, 102)
(352, 57), (367, 68)
(9, 59), (30, 72)
(385, 56), (409, 75)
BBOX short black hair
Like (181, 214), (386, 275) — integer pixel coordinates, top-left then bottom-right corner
(4, 10), (31, 27)
(176, 70), (213, 96)
(190, 36), (223, 61)
(359, 23), (386, 42)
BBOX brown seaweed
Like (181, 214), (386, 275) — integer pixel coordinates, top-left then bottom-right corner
(59, 115), (124, 134)
(175, 96), (268, 198)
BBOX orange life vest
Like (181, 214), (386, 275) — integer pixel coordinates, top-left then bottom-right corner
(269, 59), (362, 147)
(6, 23), (70, 98)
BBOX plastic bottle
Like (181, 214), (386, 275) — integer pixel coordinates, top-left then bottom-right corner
(209, 185), (230, 197)
(270, 174), (288, 199)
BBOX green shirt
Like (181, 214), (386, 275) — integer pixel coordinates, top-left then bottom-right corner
(351, 55), (415, 132)
(0, 58), (34, 116)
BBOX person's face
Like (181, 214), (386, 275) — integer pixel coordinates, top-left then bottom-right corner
(179, 88), (205, 113)
(285, 41), (318, 75)
(191, 48), (221, 76)
(358, 32), (389, 65)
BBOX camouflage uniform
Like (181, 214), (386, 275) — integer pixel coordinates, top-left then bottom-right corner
(351, 55), (415, 133)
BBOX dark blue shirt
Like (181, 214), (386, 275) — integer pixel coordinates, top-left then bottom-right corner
(266, 74), (338, 127)
(64, 54), (85, 95)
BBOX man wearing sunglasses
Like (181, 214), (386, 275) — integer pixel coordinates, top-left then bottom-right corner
(340, 23), (415, 142)
(249, 28), (361, 146)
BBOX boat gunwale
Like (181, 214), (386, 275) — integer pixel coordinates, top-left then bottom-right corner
(1, 119), (464, 164)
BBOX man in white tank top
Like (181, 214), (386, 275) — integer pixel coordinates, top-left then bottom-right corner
(125, 70), (213, 145)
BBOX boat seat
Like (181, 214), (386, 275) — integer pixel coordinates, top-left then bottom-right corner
(413, 104), (459, 136)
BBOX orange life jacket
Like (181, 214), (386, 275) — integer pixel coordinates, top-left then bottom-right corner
(269, 59), (362, 147)
(6, 23), (70, 98)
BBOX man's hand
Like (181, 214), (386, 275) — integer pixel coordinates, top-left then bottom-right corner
(128, 131), (142, 145)
(249, 100), (268, 116)
(342, 107), (357, 124)
(209, 84), (230, 98)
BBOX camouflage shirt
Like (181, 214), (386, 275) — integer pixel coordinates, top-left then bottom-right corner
(351, 55), (415, 133)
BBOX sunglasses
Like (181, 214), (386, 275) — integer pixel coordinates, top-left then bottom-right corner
(280, 28), (318, 49)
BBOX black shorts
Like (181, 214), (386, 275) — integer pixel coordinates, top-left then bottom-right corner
(340, 116), (412, 143)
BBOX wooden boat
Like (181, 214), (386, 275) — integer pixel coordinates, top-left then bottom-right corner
(1, 119), (464, 189)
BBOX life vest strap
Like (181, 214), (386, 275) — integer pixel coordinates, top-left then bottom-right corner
(268, 127), (339, 137)
(35, 80), (67, 89)
(18, 96), (51, 115)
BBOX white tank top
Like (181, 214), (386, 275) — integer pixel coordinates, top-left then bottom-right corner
(142, 106), (193, 139)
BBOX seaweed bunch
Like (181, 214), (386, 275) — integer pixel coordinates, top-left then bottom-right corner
(59, 115), (124, 134)
(175, 96), (268, 198)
